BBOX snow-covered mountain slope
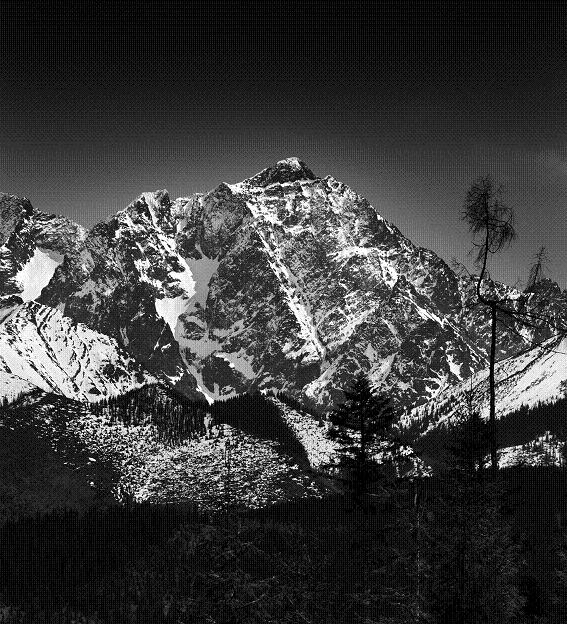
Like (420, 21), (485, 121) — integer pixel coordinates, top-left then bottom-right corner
(0, 302), (154, 402)
(0, 371), (37, 404)
(2, 157), (563, 410)
(0, 193), (86, 305)
(404, 334), (567, 433)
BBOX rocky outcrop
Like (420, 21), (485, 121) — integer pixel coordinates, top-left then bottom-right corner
(0, 193), (86, 303)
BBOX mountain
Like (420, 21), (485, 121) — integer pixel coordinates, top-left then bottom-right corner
(30, 160), (483, 406)
(2, 158), (565, 410)
(0, 301), (154, 403)
(457, 275), (567, 363)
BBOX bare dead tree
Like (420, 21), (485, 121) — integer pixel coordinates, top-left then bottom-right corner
(526, 246), (550, 291)
(462, 176), (516, 474)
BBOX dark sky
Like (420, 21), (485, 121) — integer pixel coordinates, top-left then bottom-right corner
(1, 2), (566, 287)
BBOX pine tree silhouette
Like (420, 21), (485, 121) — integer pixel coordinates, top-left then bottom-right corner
(330, 372), (397, 500)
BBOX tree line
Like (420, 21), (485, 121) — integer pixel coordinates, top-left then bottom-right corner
(90, 384), (210, 445)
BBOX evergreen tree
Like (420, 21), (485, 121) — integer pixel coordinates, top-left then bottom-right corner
(330, 372), (397, 500)
(446, 391), (491, 475)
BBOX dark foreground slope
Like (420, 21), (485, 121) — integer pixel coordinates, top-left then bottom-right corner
(1, 467), (567, 623)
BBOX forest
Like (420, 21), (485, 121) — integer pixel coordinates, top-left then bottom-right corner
(1, 380), (567, 623)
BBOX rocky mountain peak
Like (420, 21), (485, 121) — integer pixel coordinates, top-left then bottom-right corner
(117, 190), (172, 230)
(245, 157), (316, 188)
(0, 194), (86, 305)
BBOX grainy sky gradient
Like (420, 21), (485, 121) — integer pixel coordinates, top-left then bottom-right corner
(1, 2), (566, 286)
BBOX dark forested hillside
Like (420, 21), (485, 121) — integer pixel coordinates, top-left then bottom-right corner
(410, 395), (567, 467)
(90, 383), (209, 445)
(2, 467), (567, 623)
(210, 392), (309, 465)
(496, 396), (567, 448)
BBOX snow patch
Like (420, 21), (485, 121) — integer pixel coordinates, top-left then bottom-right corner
(154, 256), (198, 336)
(185, 248), (220, 309)
(446, 352), (462, 379)
(155, 295), (190, 337)
(178, 336), (221, 359)
(368, 352), (396, 388)
(159, 246), (221, 353)
(16, 248), (63, 301)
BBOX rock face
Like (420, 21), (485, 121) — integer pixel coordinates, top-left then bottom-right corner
(39, 190), (200, 396)
(2, 158), (565, 410)
(0, 302), (154, 402)
(0, 193), (86, 304)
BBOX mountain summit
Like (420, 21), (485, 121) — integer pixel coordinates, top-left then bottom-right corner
(245, 157), (317, 187)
